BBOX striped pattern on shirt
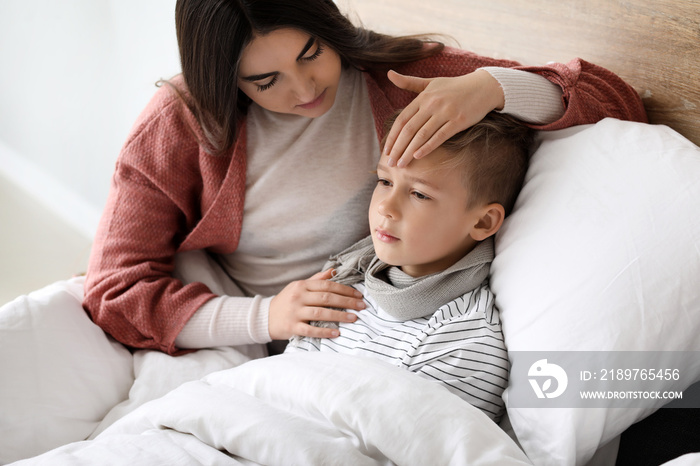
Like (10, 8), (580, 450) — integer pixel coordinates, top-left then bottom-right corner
(286, 282), (509, 421)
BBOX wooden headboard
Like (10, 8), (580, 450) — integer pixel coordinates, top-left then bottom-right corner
(340, 0), (700, 147)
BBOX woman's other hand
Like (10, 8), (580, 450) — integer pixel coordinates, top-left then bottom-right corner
(383, 69), (506, 168)
(268, 269), (364, 340)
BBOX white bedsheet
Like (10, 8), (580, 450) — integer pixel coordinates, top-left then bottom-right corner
(1, 277), (531, 465)
(13, 352), (531, 465)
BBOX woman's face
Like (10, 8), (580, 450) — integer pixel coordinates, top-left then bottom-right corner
(237, 28), (342, 118)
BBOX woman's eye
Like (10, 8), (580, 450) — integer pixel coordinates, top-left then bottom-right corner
(256, 76), (278, 92)
(301, 42), (324, 62)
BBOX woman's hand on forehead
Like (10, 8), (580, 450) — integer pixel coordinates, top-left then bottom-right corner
(382, 69), (505, 168)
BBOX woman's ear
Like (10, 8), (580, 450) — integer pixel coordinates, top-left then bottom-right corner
(470, 203), (505, 242)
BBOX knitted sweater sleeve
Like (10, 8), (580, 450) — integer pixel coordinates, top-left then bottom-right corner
(513, 57), (649, 129)
(371, 47), (647, 136)
(83, 85), (229, 355)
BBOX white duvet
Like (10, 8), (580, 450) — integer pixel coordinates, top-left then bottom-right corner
(2, 277), (531, 465)
(14, 352), (531, 465)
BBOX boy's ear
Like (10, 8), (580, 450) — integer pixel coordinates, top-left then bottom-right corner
(470, 203), (505, 242)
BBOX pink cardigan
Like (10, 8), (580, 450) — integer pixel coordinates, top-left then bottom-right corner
(83, 48), (647, 354)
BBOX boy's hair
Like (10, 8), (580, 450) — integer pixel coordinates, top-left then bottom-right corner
(384, 112), (534, 216)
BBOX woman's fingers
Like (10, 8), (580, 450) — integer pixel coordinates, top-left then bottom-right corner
(384, 69), (506, 166)
(309, 268), (334, 280)
(384, 105), (425, 166)
(298, 323), (341, 339)
(268, 273), (365, 340)
(294, 310), (359, 339)
(384, 92), (460, 166)
(307, 275), (363, 297)
(386, 108), (458, 168)
(306, 307), (358, 325)
(394, 115), (456, 168)
(383, 72), (432, 165)
(386, 69), (431, 93)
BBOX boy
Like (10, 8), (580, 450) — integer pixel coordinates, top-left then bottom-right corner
(286, 112), (534, 422)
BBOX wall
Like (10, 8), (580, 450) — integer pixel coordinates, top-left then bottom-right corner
(0, 0), (181, 238)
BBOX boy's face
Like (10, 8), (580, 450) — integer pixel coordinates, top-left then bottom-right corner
(369, 148), (485, 277)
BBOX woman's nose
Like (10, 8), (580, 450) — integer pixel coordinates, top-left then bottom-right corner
(290, 71), (315, 102)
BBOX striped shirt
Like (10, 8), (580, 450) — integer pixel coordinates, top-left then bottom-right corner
(286, 282), (509, 421)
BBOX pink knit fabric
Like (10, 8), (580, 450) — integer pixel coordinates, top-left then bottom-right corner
(83, 48), (647, 354)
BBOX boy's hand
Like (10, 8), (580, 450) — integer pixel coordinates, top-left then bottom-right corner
(383, 69), (505, 168)
(268, 269), (364, 340)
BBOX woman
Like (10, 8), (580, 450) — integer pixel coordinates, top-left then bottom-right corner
(83, 0), (647, 355)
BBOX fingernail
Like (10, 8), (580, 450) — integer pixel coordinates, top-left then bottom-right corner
(346, 313), (357, 322)
(387, 157), (395, 167)
(354, 290), (363, 298)
(331, 330), (340, 337)
(396, 158), (406, 168)
(356, 300), (366, 309)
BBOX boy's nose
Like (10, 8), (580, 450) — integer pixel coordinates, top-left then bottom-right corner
(377, 197), (398, 219)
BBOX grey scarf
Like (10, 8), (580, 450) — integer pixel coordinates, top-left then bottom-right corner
(289, 236), (494, 345)
(324, 235), (494, 320)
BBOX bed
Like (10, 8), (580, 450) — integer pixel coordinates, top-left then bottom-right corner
(1, 1), (699, 465)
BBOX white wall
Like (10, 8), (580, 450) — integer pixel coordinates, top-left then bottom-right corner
(0, 0), (181, 238)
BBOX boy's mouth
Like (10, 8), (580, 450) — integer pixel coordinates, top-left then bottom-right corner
(375, 228), (399, 243)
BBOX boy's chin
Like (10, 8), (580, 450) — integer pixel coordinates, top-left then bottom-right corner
(372, 246), (401, 268)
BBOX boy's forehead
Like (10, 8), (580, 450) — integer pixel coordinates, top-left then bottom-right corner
(377, 149), (465, 188)
(381, 147), (457, 172)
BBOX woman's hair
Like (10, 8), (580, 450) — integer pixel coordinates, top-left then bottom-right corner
(173, 0), (444, 154)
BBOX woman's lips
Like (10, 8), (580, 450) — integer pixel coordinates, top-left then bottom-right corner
(375, 228), (399, 243)
(297, 89), (326, 110)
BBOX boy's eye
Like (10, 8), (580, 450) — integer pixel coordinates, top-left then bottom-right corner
(377, 178), (392, 187)
(412, 191), (431, 201)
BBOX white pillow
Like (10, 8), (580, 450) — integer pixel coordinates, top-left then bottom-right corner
(0, 277), (134, 463)
(491, 118), (700, 466)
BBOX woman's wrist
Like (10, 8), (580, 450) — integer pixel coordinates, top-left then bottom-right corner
(473, 68), (505, 112)
(175, 295), (272, 349)
(478, 67), (565, 124)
